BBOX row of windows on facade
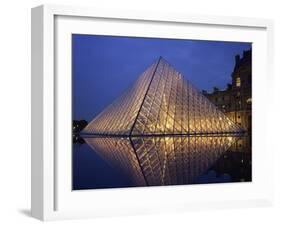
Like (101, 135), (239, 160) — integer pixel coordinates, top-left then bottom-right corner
(214, 96), (252, 105)
(219, 104), (249, 113)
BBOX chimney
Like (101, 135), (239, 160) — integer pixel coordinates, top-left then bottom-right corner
(227, 83), (232, 90)
(213, 87), (219, 93)
(235, 55), (240, 64)
(202, 90), (208, 95)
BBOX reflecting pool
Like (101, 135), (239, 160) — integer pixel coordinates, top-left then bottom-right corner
(73, 134), (251, 190)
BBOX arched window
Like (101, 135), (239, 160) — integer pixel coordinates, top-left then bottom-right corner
(236, 77), (241, 87)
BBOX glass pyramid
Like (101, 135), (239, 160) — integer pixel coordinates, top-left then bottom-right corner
(83, 57), (243, 136)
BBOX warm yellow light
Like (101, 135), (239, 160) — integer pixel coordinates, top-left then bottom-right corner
(164, 137), (174, 149)
(246, 98), (252, 104)
(236, 77), (241, 87)
(166, 117), (174, 129)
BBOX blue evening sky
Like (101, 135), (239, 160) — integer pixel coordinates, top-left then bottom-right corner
(72, 35), (251, 121)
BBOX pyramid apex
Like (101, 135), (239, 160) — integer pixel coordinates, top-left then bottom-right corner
(84, 56), (243, 136)
(157, 56), (168, 65)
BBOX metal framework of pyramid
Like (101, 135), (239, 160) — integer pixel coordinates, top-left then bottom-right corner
(84, 135), (236, 186)
(83, 57), (243, 136)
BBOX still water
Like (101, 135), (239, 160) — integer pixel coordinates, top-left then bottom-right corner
(73, 135), (251, 190)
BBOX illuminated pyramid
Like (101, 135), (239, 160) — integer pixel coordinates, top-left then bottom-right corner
(84, 135), (237, 186)
(83, 57), (243, 136)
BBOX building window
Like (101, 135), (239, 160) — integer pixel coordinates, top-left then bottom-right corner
(246, 98), (252, 104)
(235, 92), (240, 99)
(236, 77), (241, 87)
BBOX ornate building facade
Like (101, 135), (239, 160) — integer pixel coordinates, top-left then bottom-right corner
(203, 49), (252, 133)
(202, 50), (252, 181)
(203, 49), (251, 162)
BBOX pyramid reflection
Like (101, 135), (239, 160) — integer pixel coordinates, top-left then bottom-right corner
(84, 135), (237, 186)
(82, 57), (244, 187)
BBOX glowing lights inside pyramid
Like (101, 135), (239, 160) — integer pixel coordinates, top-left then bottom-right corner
(84, 135), (237, 186)
(83, 57), (243, 135)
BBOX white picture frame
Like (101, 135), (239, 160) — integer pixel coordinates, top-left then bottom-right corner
(31, 4), (274, 221)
